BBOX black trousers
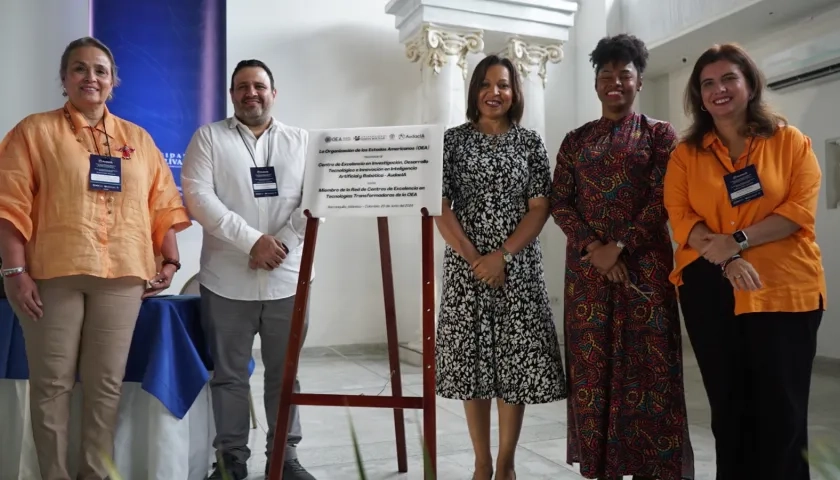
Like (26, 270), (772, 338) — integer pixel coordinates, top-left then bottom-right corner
(678, 259), (822, 480)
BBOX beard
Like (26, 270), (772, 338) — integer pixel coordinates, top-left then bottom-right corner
(235, 101), (270, 126)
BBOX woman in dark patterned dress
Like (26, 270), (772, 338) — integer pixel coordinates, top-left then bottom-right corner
(549, 35), (694, 480)
(435, 54), (566, 480)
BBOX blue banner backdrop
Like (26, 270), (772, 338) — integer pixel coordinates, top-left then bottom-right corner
(91, 0), (227, 194)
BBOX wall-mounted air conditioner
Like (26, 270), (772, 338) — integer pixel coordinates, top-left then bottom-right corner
(762, 30), (840, 91)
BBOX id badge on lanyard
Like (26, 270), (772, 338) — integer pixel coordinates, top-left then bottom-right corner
(724, 165), (762, 207)
(82, 119), (121, 192)
(714, 138), (763, 208)
(251, 166), (279, 197)
(89, 154), (122, 192)
(238, 126), (279, 198)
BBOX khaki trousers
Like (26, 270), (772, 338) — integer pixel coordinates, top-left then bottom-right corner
(16, 275), (144, 480)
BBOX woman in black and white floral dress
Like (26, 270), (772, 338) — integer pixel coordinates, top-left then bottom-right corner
(434, 54), (566, 480)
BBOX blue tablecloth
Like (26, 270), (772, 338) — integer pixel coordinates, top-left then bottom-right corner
(0, 295), (254, 419)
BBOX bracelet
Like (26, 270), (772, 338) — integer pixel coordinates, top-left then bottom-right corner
(1, 266), (26, 278)
(721, 254), (741, 271)
(162, 258), (181, 271)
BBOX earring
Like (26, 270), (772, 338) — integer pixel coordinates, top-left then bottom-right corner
(61, 87), (67, 97)
(701, 105), (707, 111)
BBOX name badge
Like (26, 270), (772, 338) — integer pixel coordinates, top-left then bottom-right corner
(89, 154), (122, 192)
(724, 164), (763, 207)
(250, 166), (279, 198)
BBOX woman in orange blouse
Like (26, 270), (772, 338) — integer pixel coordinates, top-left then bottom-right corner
(0, 37), (190, 480)
(663, 43), (825, 480)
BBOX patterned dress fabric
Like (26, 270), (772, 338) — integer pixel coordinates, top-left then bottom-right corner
(550, 113), (694, 479)
(435, 122), (567, 405)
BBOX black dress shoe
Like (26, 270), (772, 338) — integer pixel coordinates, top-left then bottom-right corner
(208, 452), (248, 480)
(265, 458), (316, 480)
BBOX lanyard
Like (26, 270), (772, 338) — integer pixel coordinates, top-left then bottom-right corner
(63, 107), (112, 157)
(710, 136), (755, 172)
(236, 125), (272, 168)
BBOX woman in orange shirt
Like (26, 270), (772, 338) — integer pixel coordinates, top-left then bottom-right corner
(663, 43), (825, 480)
(0, 37), (190, 479)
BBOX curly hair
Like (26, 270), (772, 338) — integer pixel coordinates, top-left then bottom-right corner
(682, 43), (786, 149)
(589, 34), (649, 75)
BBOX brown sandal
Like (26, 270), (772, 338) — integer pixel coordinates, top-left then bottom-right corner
(471, 469), (493, 480)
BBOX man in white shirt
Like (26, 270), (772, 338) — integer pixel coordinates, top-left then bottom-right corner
(181, 59), (316, 480)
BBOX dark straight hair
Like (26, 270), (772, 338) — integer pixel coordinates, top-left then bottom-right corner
(466, 55), (524, 124)
(230, 59), (275, 91)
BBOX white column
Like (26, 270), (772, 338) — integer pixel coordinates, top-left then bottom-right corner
(502, 37), (564, 140)
(399, 24), (485, 366)
(406, 24), (485, 127)
(574, 0), (609, 125)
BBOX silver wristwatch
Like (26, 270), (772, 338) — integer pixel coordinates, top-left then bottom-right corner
(732, 230), (749, 251)
(501, 247), (513, 263)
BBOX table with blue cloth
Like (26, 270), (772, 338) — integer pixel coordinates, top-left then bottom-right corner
(0, 295), (255, 480)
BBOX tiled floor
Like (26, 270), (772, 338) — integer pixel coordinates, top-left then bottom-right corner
(242, 345), (840, 479)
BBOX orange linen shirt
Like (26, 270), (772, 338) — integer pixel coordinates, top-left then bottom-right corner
(0, 101), (191, 281)
(663, 125), (826, 315)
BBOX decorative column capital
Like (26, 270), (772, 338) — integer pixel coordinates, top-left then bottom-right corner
(405, 24), (485, 79)
(503, 37), (564, 88)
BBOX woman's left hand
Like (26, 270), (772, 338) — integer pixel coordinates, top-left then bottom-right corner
(472, 251), (506, 285)
(700, 233), (741, 265)
(582, 242), (621, 274)
(605, 260), (629, 284)
(724, 258), (762, 291)
(143, 264), (177, 298)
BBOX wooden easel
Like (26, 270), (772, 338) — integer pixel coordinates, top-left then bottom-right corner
(267, 208), (438, 480)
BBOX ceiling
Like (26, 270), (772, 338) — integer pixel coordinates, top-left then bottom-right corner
(644, 0), (840, 78)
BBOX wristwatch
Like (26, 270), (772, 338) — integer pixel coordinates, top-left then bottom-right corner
(732, 230), (749, 251)
(501, 247), (513, 263)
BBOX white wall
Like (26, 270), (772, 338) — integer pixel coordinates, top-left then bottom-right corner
(620, 0), (757, 45)
(541, 30), (578, 325)
(0, 0), (90, 135)
(648, 6), (840, 359)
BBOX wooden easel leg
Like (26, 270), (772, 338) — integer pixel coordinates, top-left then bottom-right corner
(420, 210), (437, 476)
(377, 217), (409, 473)
(268, 215), (321, 480)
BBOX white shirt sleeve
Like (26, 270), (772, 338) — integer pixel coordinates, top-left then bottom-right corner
(274, 205), (308, 251)
(273, 128), (323, 251)
(181, 126), (263, 255)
